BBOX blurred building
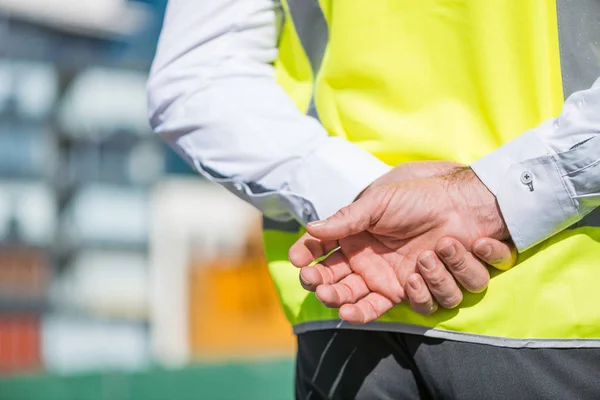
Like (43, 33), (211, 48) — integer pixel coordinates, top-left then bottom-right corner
(0, 1), (295, 399)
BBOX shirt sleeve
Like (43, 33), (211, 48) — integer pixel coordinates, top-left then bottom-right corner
(471, 77), (600, 252)
(147, 0), (390, 224)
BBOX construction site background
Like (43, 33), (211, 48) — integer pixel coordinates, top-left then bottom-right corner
(0, 1), (295, 399)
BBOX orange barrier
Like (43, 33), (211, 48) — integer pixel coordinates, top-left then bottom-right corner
(188, 227), (295, 359)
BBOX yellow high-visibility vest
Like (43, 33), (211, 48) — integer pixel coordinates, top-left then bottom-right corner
(265, 0), (600, 347)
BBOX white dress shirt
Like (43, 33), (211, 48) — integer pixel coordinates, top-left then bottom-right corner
(147, 0), (390, 226)
(471, 78), (600, 250)
(148, 0), (600, 252)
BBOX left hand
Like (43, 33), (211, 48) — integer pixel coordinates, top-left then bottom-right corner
(289, 167), (510, 324)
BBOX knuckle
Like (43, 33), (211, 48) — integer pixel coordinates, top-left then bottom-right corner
(388, 285), (404, 304)
(411, 293), (431, 306)
(407, 283), (429, 304)
(322, 266), (335, 284)
(339, 204), (369, 233)
(339, 282), (356, 303)
(338, 206), (358, 227)
(437, 238), (454, 251)
(337, 205), (352, 219)
(448, 254), (470, 272)
(365, 299), (380, 320)
(426, 273), (447, 290)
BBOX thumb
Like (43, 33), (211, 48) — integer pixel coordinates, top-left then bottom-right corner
(306, 194), (383, 241)
(472, 238), (517, 271)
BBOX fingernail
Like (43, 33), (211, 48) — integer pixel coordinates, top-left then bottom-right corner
(474, 242), (493, 258)
(307, 220), (326, 228)
(408, 276), (421, 291)
(418, 253), (436, 271)
(300, 274), (310, 286)
(438, 243), (456, 258)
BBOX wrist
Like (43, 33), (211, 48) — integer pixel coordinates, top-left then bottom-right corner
(445, 167), (510, 240)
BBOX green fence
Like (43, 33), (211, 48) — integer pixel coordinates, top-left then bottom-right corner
(0, 359), (294, 400)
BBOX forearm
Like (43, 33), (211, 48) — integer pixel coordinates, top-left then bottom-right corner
(148, 0), (389, 223)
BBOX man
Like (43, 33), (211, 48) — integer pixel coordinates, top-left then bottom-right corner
(148, 0), (600, 398)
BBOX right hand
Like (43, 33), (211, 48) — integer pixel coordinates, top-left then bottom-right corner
(405, 236), (516, 315)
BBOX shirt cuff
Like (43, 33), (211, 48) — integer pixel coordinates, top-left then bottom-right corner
(288, 137), (391, 221)
(471, 126), (579, 252)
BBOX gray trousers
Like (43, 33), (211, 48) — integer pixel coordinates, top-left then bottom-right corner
(296, 329), (600, 400)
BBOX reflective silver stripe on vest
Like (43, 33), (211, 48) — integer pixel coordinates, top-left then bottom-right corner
(557, 0), (600, 98)
(287, 0), (328, 119)
(294, 320), (600, 348)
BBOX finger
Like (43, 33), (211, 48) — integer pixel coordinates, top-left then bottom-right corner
(339, 232), (405, 303)
(435, 238), (490, 293)
(305, 190), (388, 241)
(289, 233), (339, 267)
(417, 251), (463, 308)
(379, 238), (419, 287)
(299, 251), (352, 291)
(338, 292), (394, 324)
(405, 274), (438, 315)
(315, 273), (370, 308)
(472, 238), (517, 271)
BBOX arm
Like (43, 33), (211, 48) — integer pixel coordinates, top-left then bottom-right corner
(471, 78), (600, 251)
(147, 0), (390, 223)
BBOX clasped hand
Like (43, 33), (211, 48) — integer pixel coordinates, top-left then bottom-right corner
(289, 162), (517, 324)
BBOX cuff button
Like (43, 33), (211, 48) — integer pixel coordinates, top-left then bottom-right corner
(520, 171), (534, 191)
